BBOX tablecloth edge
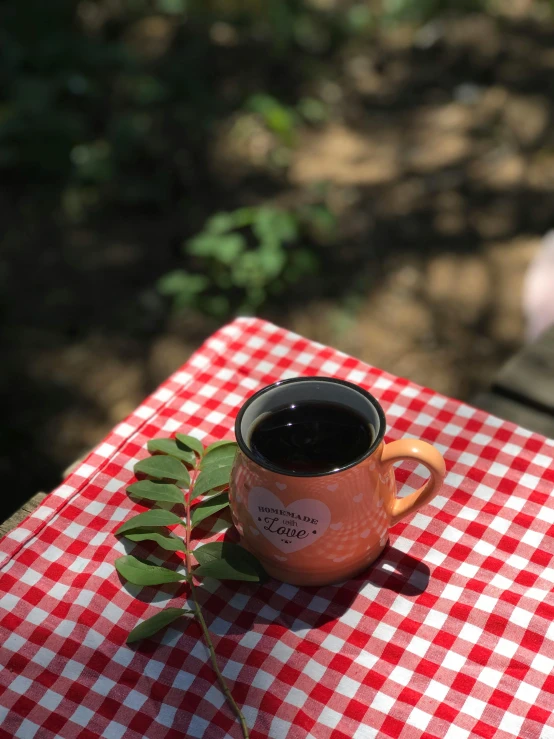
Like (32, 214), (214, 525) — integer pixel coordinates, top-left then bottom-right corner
(0, 318), (256, 568)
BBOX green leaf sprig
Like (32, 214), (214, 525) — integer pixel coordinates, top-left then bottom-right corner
(114, 433), (266, 739)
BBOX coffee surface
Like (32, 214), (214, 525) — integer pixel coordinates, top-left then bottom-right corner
(249, 400), (373, 474)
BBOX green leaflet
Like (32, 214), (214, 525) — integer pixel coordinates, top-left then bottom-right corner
(115, 555), (187, 585)
(115, 509), (184, 536)
(127, 480), (183, 505)
(194, 542), (267, 582)
(200, 443), (238, 471)
(147, 438), (196, 465)
(134, 456), (190, 487)
(175, 434), (204, 456)
(122, 528), (188, 553)
(194, 559), (261, 582)
(204, 440), (237, 454)
(191, 493), (230, 527)
(191, 466), (233, 501)
(127, 608), (193, 644)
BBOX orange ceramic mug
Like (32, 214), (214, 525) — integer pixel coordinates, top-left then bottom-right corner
(230, 377), (446, 586)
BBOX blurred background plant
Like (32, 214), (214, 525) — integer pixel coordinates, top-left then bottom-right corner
(159, 203), (335, 315)
(2, 0), (554, 518)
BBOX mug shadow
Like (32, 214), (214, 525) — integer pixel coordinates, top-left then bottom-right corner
(115, 517), (430, 641)
(363, 543), (430, 597)
(205, 541), (430, 637)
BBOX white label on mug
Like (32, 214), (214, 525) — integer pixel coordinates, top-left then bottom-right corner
(248, 487), (331, 554)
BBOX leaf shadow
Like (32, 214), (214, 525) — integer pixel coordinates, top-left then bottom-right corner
(117, 538), (188, 604)
(191, 508), (233, 536)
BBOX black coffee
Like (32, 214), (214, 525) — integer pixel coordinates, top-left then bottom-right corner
(249, 400), (373, 474)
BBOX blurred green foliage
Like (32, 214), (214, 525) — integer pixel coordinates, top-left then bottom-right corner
(381, 0), (486, 23)
(158, 204), (336, 315)
(2, 0), (515, 318)
(0, 0), (347, 199)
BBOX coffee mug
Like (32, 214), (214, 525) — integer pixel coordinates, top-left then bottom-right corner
(230, 377), (446, 586)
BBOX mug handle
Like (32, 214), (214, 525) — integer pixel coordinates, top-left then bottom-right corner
(381, 439), (446, 526)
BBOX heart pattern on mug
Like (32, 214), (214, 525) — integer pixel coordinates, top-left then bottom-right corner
(248, 487), (331, 554)
(327, 484), (338, 491)
(275, 482), (287, 490)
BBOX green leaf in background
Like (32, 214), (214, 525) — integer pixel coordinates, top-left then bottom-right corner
(252, 207), (298, 245)
(191, 492), (230, 527)
(187, 232), (246, 266)
(256, 247), (287, 280)
(194, 542), (267, 582)
(115, 555), (187, 585)
(127, 480), (183, 505)
(247, 94), (297, 146)
(157, 270), (209, 300)
(191, 466), (233, 501)
(175, 434), (204, 456)
(297, 97), (329, 124)
(127, 607), (193, 644)
(134, 456), (190, 487)
(300, 203), (337, 242)
(122, 527), (188, 553)
(115, 509), (185, 536)
(204, 211), (237, 234)
(147, 438), (196, 465)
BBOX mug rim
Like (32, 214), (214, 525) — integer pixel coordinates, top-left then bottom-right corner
(234, 376), (387, 478)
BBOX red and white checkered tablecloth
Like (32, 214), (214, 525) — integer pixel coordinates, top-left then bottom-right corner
(1, 318), (554, 739)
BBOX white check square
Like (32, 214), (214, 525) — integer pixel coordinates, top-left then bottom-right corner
(389, 665), (412, 686)
(303, 659), (326, 682)
(477, 667), (504, 689)
(406, 706), (432, 730)
(461, 695), (487, 719)
(38, 691), (64, 711)
(26, 607), (49, 625)
(514, 681), (541, 705)
(498, 712), (525, 736)
(371, 692), (395, 713)
(494, 638), (519, 659)
(101, 721), (127, 739)
(406, 636), (429, 658)
(285, 687), (309, 708)
(269, 717), (292, 738)
(187, 716), (209, 738)
(270, 642), (294, 663)
(458, 623), (483, 644)
(336, 675), (361, 698)
(424, 680), (449, 702)
(15, 720), (40, 738)
(319, 706), (342, 729)
(71, 705), (96, 727)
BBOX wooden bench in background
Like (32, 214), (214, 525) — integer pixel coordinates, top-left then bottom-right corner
(473, 324), (554, 440)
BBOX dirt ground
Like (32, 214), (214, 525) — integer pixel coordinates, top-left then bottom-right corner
(2, 8), (553, 522)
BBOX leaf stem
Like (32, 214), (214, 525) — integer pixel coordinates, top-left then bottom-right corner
(191, 587), (250, 739)
(186, 463), (249, 739)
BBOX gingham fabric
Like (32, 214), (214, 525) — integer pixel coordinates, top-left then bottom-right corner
(1, 318), (554, 739)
